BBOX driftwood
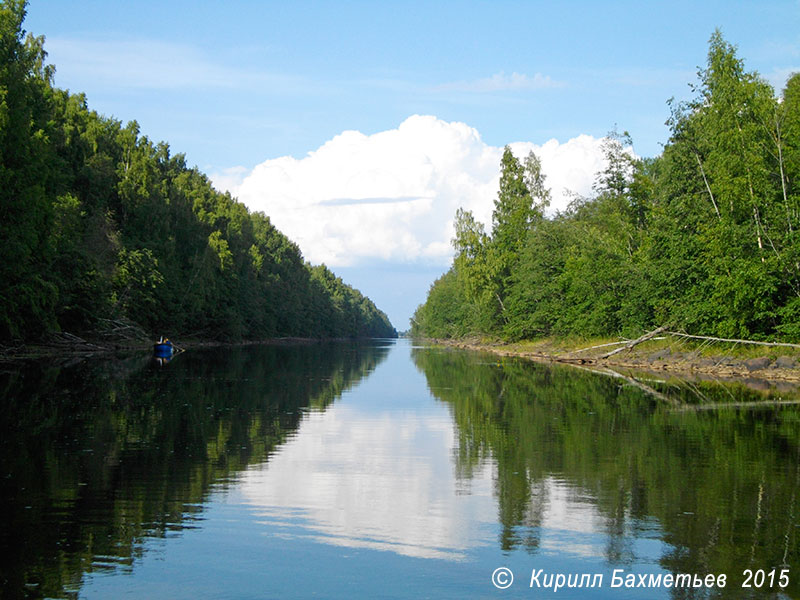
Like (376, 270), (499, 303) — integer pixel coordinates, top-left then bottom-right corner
(599, 326), (669, 359)
(666, 331), (800, 350)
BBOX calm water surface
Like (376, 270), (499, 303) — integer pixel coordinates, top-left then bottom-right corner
(1, 339), (798, 599)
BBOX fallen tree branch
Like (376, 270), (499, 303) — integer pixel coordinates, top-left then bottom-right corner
(600, 326), (669, 359)
(569, 336), (669, 356)
(569, 339), (629, 354)
(666, 331), (800, 350)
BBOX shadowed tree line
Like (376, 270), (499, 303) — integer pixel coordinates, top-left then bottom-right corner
(412, 346), (800, 597)
(0, 0), (395, 343)
(0, 341), (391, 598)
(413, 32), (800, 343)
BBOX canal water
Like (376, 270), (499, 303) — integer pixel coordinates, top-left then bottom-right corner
(0, 339), (797, 599)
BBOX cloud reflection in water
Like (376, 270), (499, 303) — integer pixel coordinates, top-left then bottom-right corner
(239, 396), (615, 562)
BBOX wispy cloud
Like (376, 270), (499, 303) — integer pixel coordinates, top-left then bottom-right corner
(359, 71), (564, 97)
(46, 36), (309, 92)
(434, 71), (564, 93)
(759, 39), (800, 61)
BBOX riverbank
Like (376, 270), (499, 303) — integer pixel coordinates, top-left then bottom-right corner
(428, 334), (800, 384)
(0, 330), (384, 362)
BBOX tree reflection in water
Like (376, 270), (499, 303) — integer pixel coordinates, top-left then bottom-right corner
(0, 342), (390, 599)
(412, 345), (800, 594)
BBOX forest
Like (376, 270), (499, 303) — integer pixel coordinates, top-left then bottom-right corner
(412, 32), (800, 343)
(0, 0), (396, 344)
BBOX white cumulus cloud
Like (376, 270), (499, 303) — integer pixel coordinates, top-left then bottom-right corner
(218, 115), (607, 267)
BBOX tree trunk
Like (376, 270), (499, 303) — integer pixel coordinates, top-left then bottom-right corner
(694, 151), (720, 218)
(599, 325), (669, 359)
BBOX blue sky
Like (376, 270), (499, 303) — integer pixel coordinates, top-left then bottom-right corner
(24, 1), (800, 329)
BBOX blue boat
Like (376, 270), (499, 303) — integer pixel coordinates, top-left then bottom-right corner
(153, 337), (174, 357)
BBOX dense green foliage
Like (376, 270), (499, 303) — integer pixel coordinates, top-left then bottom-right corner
(0, 1), (395, 342)
(413, 32), (800, 342)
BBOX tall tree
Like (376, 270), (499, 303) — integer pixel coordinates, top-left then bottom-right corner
(489, 148), (548, 323)
(654, 31), (789, 338)
(0, 0), (58, 338)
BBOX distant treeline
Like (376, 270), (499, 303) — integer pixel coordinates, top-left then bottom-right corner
(413, 32), (800, 342)
(0, 1), (395, 342)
